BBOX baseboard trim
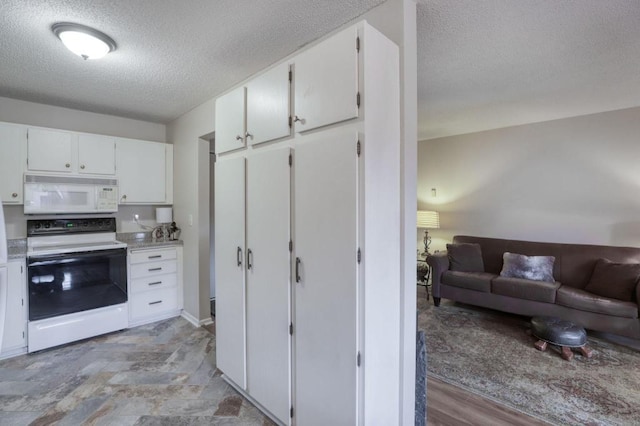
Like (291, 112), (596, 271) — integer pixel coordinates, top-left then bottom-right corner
(181, 310), (212, 327)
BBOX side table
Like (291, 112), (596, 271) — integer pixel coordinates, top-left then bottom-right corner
(417, 258), (431, 300)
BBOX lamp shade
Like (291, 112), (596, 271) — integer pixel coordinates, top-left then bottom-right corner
(417, 210), (440, 229)
(156, 207), (173, 224)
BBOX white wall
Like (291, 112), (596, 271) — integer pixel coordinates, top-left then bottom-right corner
(0, 97), (165, 142)
(165, 98), (215, 323)
(418, 106), (640, 253)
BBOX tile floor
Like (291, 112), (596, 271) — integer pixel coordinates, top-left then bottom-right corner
(0, 317), (275, 425)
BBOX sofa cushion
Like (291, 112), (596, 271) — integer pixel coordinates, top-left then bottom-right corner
(557, 286), (638, 319)
(499, 252), (555, 283)
(446, 243), (484, 272)
(584, 258), (640, 301)
(442, 271), (495, 293)
(491, 276), (560, 303)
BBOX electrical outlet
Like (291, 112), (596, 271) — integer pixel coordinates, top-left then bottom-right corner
(188, 214), (193, 226)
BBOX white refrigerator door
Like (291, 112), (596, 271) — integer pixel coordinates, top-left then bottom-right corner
(0, 195), (6, 264)
(0, 267), (6, 350)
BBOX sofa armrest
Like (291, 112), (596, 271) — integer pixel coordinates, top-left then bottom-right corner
(427, 252), (449, 298)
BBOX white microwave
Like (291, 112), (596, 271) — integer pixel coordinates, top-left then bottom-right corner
(24, 174), (119, 214)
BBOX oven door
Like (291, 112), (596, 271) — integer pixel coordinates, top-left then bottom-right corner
(28, 248), (127, 321)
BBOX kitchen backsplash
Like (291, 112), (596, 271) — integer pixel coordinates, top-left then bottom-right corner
(2, 204), (163, 239)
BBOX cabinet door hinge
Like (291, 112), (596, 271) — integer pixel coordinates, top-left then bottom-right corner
(357, 351), (361, 367)
(22, 331), (25, 338)
(289, 69), (292, 82)
(288, 154), (292, 167)
(357, 248), (361, 264)
(357, 92), (361, 108)
(21, 298), (24, 306)
(356, 36), (360, 52)
(288, 115), (292, 128)
(289, 240), (293, 252)
(289, 323), (293, 335)
(290, 406), (294, 418)
(357, 140), (361, 157)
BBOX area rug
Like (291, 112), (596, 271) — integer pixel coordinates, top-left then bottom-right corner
(418, 292), (640, 425)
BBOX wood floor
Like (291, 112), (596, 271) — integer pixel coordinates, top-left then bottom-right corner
(427, 375), (550, 426)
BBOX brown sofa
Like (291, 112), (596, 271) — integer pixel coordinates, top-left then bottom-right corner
(427, 235), (640, 339)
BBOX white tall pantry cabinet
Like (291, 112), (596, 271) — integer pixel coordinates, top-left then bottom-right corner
(215, 21), (400, 426)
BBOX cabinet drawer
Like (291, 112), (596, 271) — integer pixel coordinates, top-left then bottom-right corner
(131, 259), (177, 279)
(130, 273), (177, 294)
(130, 248), (177, 264)
(130, 287), (178, 319)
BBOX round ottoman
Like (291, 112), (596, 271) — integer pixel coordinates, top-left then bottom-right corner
(531, 316), (593, 361)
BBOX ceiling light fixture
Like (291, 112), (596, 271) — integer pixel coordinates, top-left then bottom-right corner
(52, 22), (116, 60)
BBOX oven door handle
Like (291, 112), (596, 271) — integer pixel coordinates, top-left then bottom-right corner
(28, 248), (127, 265)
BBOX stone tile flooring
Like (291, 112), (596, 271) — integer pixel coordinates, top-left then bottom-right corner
(0, 318), (275, 425)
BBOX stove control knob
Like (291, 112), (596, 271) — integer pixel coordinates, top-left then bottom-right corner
(44, 223), (50, 229)
(82, 221), (89, 227)
(35, 223), (41, 229)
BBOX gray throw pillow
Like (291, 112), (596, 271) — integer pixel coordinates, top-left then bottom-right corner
(446, 243), (484, 272)
(500, 252), (555, 283)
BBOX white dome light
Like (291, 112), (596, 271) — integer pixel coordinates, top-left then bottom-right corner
(52, 23), (116, 60)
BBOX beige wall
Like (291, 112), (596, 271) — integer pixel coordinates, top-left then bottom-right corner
(418, 106), (640, 252)
(0, 97), (165, 142)
(165, 98), (215, 322)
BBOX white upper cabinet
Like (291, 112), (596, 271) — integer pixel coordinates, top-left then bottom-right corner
(27, 128), (116, 175)
(116, 138), (171, 204)
(294, 26), (359, 132)
(246, 62), (291, 146)
(215, 86), (246, 154)
(78, 133), (116, 175)
(0, 122), (27, 204)
(27, 128), (74, 173)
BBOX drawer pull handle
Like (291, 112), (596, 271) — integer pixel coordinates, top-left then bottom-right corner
(148, 255), (162, 259)
(148, 281), (162, 286)
(149, 300), (163, 305)
(148, 267), (162, 272)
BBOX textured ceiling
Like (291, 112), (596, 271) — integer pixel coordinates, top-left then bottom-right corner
(2, 1), (639, 139)
(417, 0), (640, 140)
(0, 0), (384, 123)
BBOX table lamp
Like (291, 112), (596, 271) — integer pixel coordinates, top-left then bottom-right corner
(417, 210), (440, 255)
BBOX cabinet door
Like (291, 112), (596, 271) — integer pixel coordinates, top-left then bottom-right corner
(294, 26), (359, 133)
(116, 138), (167, 204)
(215, 87), (246, 154)
(78, 134), (116, 175)
(246, 148), (290, 423)
(293, 134), (359, 425)
(246, 63), (291, 146)
(0, 123), (27, 204)
(27, 128), (74, 172)
(1, 260), (26, 354)
(214, 157), (247, 388)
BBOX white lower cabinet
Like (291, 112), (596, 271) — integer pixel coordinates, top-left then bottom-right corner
(128, 246), (182, 326)
(215, 21), (400, 426)
(1, 260), (27, 358)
